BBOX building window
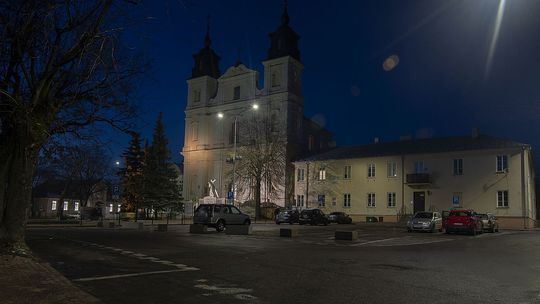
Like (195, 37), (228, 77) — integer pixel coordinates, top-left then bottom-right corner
(297, 195), (304, 207)
(414, 161), (425, 173)
(318, 168), (326, 180)
(233, 86), (240, 100)
(344, 166), (352, 179)
(497, 190), (509, 207)
(387, 162), (397, 177)
(271, 73), (280, 87)
(367, 193), (376, 207)
(63, 201), (69, 211)
(191, 122), (198, 141)
(109, 204), (113, 212)
(193, 89), (201, 102)
(496, 155), (508, 172)
(452, 192), (462, 208)
(343, 193), (351, 207)
(297, 168), (305, 181)
(51, 200), (57, 211)
(74, 201), (79, 211)
(387, 192), (396, 208)
(453, 159), (463, 175)
(308, 135), (314, 151)
(318, 194), (325, 207)
(368, 163), (376, 178)
(117, 204), (122, 212)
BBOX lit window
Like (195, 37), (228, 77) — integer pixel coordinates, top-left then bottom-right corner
(387, 162), (397, 177)
(497, 190), (509, 207)
(318, 168), (326, 180)
(63, 201), (69, 211)
(51, 200), (57, 211)
(367, 193), (376, 207)
(318, 194), (325, 207)
(343, 193), (351, 207)
(387, 192), (396, 208)
(344, 166), (352, 179)
(109, 204), (113, 212)
(453, 159), (463, 175)
(118, 204), (122, 212)
(496, 155), (508, 172)
(74, 202), (79, 211)
(368, 163), (376, 178)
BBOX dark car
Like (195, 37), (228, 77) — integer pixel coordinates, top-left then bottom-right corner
(193, 204), (251, 232)
(299, 209), (328, 226)
(328, 212), (353, 224)
(478, 213), (499, 233)
(443, 209), (483, 235)
(275, 210), (299, 224)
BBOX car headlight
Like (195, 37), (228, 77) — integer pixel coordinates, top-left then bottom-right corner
(422, 222), (430, 226)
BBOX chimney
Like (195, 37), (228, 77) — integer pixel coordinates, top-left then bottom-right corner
(471, 128), (480, 138)
(374, 137), (380, 144)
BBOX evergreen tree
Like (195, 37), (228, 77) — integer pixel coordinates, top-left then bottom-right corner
(120, 132), (144, 217)
(143, 113), (181, 217)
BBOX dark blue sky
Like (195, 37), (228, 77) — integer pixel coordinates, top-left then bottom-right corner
(114, 0), (540, 164)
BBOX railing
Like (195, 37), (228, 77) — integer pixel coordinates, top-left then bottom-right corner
(406, 173), (431, 184)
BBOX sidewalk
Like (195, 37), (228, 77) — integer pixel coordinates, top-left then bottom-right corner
(0, 253), (101, 304)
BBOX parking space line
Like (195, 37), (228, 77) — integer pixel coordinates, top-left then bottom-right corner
(73, 269), (196, 282)
(350, 237), (404, 246)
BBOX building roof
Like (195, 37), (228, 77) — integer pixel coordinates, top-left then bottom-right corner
(296, 135), (529, 162)
(267, 2), (301, 61)
(191, 17), (221, 79)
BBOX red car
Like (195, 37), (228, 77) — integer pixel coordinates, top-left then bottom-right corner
(443, 209), (483, 235)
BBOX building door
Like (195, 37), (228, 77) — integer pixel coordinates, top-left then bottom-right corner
(413, 192), (425, 213)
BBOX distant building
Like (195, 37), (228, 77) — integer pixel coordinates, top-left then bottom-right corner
(32, 180), (117, 219)
(294, 134), (536, 229)
(181, 4), (333, 206)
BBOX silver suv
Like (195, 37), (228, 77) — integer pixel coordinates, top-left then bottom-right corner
(193, 204), (251, 232)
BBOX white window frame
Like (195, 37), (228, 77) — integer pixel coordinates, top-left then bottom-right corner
(344, 165), (352, 179)
(51, 200), (57, 211)
(387, 162), (397, 177)
(497, 190), (509, 207)
(297, 168), (305, 181)
(343, 193), (351, 208)
(453, 159), (463, 175)
(74, 201), (79, 211)
(368, 163), (376, 178)
(109, 203), (113, 212)
(496, 155), (508, 172)
(367, 193), (376, 207)
(319, 168), (326, 180)
(63, 201), (69, 211)
(387, 192), (396, 208)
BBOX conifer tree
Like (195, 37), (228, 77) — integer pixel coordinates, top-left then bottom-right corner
(120, 132), (144, 218)
(143, 114), (181, 217)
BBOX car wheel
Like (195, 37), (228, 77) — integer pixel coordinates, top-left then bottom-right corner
(323, 220), (328, 226)
(216, 220), (225, 232)
(490, 225), (495, 233)
(407, 228), (412, 232)
(244, 219), (251, 225)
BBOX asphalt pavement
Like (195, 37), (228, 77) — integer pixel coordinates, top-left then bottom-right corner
(25, 223), (540, 304)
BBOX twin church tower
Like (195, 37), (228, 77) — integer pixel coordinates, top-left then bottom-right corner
(182, 3), (333, 206)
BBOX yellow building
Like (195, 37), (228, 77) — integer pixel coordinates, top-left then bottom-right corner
(294, 134), (536, 229)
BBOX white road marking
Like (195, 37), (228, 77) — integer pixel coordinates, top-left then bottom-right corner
(350, 237), (404, 246)
(155, 260), (174, 264)
(194, 284), (253, 295)
(132, 253), (147, 257)
(74, 269), (198, 282)
(120, 251), (134, 255)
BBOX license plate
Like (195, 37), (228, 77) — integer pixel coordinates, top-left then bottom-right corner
(453, 223), (463, 226)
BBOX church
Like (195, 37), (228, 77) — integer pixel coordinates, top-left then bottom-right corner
(181, 4), (333, 207)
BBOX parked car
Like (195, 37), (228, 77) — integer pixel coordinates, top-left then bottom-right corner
(443, 209), (483, 235)
(275, 210), (299, 224)
(193, 204), (251, 232)
(407, 211), (442, 232)
(478, 213), (499, 233)
(299, 209), (329, 226)
(328, 212), (353, 224)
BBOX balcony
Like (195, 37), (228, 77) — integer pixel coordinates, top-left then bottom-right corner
(406, 173), (431, 185)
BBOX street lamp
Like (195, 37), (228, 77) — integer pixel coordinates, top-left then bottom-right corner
(217, 103), (259, 204)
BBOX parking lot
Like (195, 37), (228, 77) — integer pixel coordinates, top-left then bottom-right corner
(26, 223), (540, 304)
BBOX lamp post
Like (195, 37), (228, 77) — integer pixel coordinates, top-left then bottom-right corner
(217, 103), (258, 205)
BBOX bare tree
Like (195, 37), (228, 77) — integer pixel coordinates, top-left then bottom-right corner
(233, 115), (287, 218)
(0, 0), (142, 253)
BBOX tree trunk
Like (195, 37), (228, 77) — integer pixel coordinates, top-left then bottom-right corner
(255, 177), (261, 220)
(0, 133), (39, 254)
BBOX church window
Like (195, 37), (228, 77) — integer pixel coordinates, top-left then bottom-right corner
(193, 89), (201, 102)
(271, 73), (280, 87)
(233, 86), (241, 100)
(191, 122), (199, 141)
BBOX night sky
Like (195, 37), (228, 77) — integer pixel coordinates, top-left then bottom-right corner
(115, 0), (540, 165)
